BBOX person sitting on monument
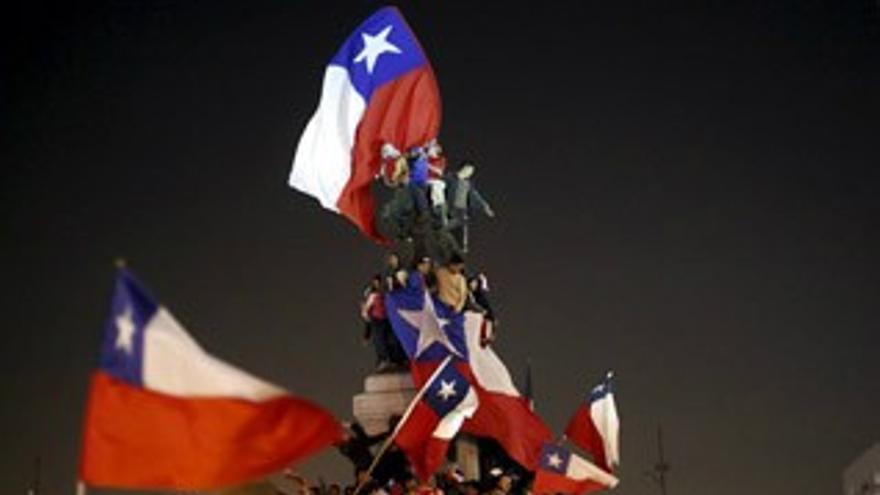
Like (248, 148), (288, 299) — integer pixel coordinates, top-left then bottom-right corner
(435, 253), (468, 312)
(390, 140), (458, 263)
(376, 151), (434, 267)
(379, 142), (404, 187)
(424, 139), (448, 225)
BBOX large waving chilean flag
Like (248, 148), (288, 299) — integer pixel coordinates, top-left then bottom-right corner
(78, 268), (343, 490)
(385, 274), (552, 471)
(290, 6), (441, 241)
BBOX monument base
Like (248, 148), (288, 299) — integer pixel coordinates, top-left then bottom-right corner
(352, 371), (416, 436)
(351, 370), (482, 481)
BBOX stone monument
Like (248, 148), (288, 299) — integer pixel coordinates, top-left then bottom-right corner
(352, 371), (416, 436)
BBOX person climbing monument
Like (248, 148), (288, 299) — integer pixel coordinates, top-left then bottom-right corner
(445, 161), (495, 253)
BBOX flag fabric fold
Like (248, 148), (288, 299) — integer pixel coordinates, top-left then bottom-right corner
(564, 372), (620, 472)
(79, 269), (343, 490)
(533, 443), (619, 495)
(457, 311), (553, 470)
(394, 358), (479, 481)
(384, 272), (468, 362)
(290, 6), (442, 241)
(385, 274), (552, 471)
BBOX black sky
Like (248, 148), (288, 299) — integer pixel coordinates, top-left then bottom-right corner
(3, 1), (879, 494)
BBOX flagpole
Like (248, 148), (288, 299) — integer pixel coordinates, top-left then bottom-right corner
(352, 355), (454, 495)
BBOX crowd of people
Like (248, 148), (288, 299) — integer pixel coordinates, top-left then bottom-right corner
(376, 140), (494, 267)
(283, 461), (528, 495)
(285, 430), (532, 495)
(329, 140), (521, 493)
(358, 139), (500, 370)
(359, 252), (498, 371)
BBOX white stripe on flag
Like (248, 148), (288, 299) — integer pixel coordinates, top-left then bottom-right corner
(568, 453), (619, 487)
(290, 65), (366, 210)
(143, 308), (286, 401)
(463, 312), (520, 397)
(591, 392), (620, 466)
(433, 388), (479, 439)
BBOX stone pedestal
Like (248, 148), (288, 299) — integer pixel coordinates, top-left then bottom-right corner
(351, 371), (481, 482)
(352, 371), (416, 436)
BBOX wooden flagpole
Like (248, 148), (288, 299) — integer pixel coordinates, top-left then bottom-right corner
(352, 355), (454, 495)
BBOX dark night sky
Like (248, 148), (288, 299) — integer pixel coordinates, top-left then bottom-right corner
(3, 1), (879, 494)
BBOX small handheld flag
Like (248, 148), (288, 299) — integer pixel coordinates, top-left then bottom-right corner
(533, 443), (619, 495)
(564, 372), (620, 471)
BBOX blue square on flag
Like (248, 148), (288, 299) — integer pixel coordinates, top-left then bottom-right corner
(539, 443), (572, 475)
(423, 361), (471, 417)
(329, 6), (428, 101)
(385, 273), (468, 361)
(98, 270), (157, 386)
(589, 379), (612, 402)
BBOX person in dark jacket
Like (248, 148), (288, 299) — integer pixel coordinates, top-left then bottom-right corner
(337, 422), (387, 483)
(444, 162), (495, 253)
(361, 275), (393, 371)
(467, 273), (495, 322)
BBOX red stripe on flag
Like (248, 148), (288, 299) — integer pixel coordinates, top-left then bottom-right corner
(533, 469), (608, 495)
(337, 66), (442, 242)
(394, 401), (451, 481)
(564, 405), (609, 471)
(462, 389), (552, 470)
(411, 361), (551, 470)
(79, 371), (343, 490)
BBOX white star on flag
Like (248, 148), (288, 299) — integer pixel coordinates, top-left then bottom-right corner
(398, 291), (462, 359)
(354, 25), (401, 73)
(115, 306), (136, 354)
(437, 379), (458, 401)
(547, 452), (563, 469)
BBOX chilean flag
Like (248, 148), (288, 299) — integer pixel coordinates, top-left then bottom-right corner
(533, 443), (619, 495)
(394, 358), (479, 481)
(384, 275), (552, 470)
(290, 6), (441, 241)
(384, 272), (468, 362)
(457, 311), (553, 470)
(78, 269), (343, 490)
(564, 372), (620, 472)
